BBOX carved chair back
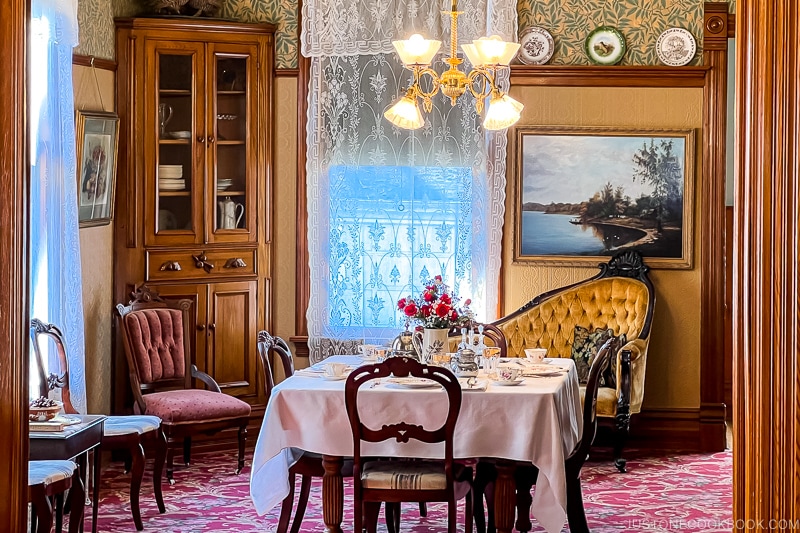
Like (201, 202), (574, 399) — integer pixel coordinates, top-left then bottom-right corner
(115, 285), (195, 413)
(29, 319), (77, 415)
(571, 336), (623, 465)
(256, 330), (295, 398)
(344, 357), (462, 484)
(448, 322), (508, 357)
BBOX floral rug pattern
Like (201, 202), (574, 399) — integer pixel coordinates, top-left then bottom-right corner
(94, 450), (732, 532)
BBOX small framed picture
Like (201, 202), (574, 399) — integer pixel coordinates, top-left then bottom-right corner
(75, 110), (119, 227)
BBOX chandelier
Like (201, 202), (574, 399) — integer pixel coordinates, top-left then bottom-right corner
(384, 0), (523, 131)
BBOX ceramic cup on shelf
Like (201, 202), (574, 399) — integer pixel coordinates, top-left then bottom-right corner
(524, 348), (547, 363)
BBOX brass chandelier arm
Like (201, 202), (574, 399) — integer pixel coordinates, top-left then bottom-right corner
(465, 67), (499, 113)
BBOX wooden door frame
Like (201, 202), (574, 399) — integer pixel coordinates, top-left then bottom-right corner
(0, 0), (29, 529)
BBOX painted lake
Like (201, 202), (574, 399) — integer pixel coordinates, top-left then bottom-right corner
(520, 211), (645, 256)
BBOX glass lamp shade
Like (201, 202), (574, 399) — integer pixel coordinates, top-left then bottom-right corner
(384, 95), (425, 130)
(482, 93), (523, 130)
(392, 34), (442, 66)
(463, 35), (520, 66)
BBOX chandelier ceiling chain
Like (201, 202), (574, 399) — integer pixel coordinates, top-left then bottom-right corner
(384, 0), (523, 131)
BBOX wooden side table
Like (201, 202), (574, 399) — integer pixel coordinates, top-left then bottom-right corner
(30, 414), (105, 533)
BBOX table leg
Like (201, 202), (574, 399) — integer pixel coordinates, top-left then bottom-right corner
(321, 455), (344, 533)
(494, 461), (516, 533)
(92, 447), (101, 533)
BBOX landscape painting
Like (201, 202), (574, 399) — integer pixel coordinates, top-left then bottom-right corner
(512, 127), (695, 268)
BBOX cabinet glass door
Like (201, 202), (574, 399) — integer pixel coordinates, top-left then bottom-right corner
(207, 44), (258, 243)
(146, 41), (205, 246)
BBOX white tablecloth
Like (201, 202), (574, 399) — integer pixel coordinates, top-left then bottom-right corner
(250, 356), (582, 533)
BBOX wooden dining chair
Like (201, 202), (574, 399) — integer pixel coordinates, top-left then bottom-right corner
(116, 285), (251, 483)
(508, 337), (623, 533)
(31, 318), (167, 531)
(345, 356), (473, 533)
(28, 459), (84, 533)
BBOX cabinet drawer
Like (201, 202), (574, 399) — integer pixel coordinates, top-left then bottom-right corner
(146, 249), (256, 281)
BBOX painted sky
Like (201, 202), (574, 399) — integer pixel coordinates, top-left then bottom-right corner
(520, 134), (686, 205)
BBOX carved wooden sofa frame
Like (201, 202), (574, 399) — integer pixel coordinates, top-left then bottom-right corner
(492, 251), (654, 472)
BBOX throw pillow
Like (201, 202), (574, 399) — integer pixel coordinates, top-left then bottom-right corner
(570, 325), (614, 384)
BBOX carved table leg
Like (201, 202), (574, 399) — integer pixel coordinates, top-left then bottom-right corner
(321, 455), (344, 533)
(494, 461), (515, 533)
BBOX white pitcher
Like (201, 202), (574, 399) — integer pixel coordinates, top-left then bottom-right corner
(218, 196), (244, 229)
(412, 327), (449, 364)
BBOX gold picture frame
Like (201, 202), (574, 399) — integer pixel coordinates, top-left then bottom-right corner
(75, 110), (119, 227)
(510, 126), (695, 269)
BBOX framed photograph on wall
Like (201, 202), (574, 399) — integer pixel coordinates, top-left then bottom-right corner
(511, 127), (695, 268)
(76, 110), (119, 227)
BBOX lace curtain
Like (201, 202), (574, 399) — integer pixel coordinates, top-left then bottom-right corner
(29, 0), (87, 413)
(303, 0), (516, 363)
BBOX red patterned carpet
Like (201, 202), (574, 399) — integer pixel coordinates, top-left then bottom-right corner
(94, 450), (731, 532)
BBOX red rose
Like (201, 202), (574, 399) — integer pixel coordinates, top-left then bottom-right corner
(434, 275), (443, 282)
(403, 303), (417, 317)
(397, 298), (406, 310)
(440, 293), (451, 304)
(450, 310), (458, 321)
(423, 291), (435, 302)
(415, 325), (423, 332)
(464, 298), (472, 306)
(421, 304), (432, 317)
(435, 303), (450, 317)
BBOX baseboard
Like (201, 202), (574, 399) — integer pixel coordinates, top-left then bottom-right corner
(592, 407), (726, 453)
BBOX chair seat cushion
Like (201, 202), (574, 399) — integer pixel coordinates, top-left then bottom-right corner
(29, 460), (76, 487)
(103, 415), (161, 436)
(141, 389), (251, 424)
(579, 385), (618, 417)
(361, 460), (446, 490)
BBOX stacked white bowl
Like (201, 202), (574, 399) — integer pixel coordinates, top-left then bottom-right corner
(159, 165), (184, 190)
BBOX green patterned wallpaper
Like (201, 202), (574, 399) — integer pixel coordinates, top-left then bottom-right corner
(75, 0), (732, 68)
(222, 0), (297, 69)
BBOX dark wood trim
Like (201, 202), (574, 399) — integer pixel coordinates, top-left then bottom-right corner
(734, 0), (800, 523)
(72, 53), (118, 71)
(625, 408), (707, 452)
(727, 13), (736, 38)
(510, 65), (709, 87)
(275, 68), (299, 78)
(289, 335), (310, 359)
(0, 0), (29, 529)
(115, 17), (276, 34)
(724, 206), (733, 412)
(698, 1), (729, 453)
(295, 0), (311, 341)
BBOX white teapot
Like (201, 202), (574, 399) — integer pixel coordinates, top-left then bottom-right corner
(218, 196), (244, 229)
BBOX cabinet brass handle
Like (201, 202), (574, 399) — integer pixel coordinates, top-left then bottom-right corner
(207, 135), (215, 144)
(208, 323), (216, 331)
(197, 324), (205, 331)
(197, 136), (205, 144)
(224, 257), (247, 269)
(191, 252), (214, 273)
(159, 261), (182, 272)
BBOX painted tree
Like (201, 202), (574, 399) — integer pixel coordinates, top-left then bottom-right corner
(631, 139), (683, 232)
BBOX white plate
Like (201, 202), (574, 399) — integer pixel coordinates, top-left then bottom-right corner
(526, 371), (564, 378)
(489, 378), (525, 386)
(168, 131), (192, 139)
(386, 378), (440, 389)
(517, 27), (555, 65)
(321, 374), (347, 381)
(656, 27), (696, 67)
(585, 26), (626, 65)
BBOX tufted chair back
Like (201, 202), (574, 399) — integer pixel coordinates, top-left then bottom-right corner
(116, 285), (194, 414)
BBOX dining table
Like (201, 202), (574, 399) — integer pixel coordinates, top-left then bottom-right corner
(250, 355), (582, 533)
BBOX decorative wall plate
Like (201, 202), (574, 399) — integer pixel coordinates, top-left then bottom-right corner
(656, 27), (697, 66)
(517, 26), (555, 65)
(584, 26), (626, 65)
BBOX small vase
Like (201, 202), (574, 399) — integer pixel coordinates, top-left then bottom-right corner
(412, 327), (449, 364)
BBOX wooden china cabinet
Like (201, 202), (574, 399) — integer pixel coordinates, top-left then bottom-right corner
(112, 18), (275, 425)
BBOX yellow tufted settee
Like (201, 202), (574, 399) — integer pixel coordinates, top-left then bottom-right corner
(492, 251), (654, 472)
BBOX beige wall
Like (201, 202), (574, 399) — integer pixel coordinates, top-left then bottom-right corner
(73, 64), (116, 414)
(504, 86), (704, 410)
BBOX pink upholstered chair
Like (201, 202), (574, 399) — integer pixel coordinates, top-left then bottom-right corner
(116, 285), (251, 483)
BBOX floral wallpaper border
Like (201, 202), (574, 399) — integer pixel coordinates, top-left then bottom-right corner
(76, 0), (732, 72)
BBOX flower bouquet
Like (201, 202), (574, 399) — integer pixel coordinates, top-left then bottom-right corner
(396, 275), (473, 362)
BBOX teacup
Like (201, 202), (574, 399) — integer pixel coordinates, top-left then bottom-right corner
(323, 362), (348, 378)
(358, 344), (379, 359)
(524, 348), (547, 363)
(495, 365), (519, 382)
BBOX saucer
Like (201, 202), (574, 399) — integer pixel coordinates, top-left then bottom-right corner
(490, 378), (525, 386)
(386, 378), (440, 389)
